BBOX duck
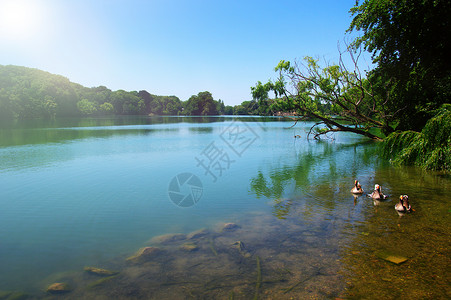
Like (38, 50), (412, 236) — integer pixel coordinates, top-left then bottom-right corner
(395, 195), (411, 213)
(369, 184), (387, 200)
(351, 180), (364, 194)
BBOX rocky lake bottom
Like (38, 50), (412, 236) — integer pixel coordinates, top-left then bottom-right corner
(3, 192), (449, 300)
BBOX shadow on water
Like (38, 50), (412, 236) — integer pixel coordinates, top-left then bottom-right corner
(0, 117), (177, 148)
(0, 115), (282, 130)
(0, 115), (282, 148)
(188, 127), (214, 134)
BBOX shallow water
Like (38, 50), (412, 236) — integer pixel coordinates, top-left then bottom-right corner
(0, 116), (449, 299)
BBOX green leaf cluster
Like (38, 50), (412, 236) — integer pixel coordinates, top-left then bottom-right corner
(251, 0), (450, 145)
(382, 104), (451, 171)
(252, 54), (389, 140)
(183, 91), (225, 116)
(348, 0), (451, 131)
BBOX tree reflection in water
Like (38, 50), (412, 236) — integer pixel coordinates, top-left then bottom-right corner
(250, 139), (379, 219)
(250, 139), (451, 299)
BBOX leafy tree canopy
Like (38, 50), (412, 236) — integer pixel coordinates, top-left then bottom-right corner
(252, 51), (390, 140)
(251, 0), (450, 140)
(183, 91), (224, 116)
(348, 0), (451, 130)
(0, 65), (185, 118)
(381, 104), (450, 171)
(0, 65), (266, 119)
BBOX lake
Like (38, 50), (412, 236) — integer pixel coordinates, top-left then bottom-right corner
(0, 116), (449, 299)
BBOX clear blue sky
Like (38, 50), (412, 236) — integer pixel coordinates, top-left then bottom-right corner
(0, 0), (368, 106)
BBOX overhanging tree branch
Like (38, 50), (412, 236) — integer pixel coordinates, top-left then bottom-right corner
(252, 46), (395, 140)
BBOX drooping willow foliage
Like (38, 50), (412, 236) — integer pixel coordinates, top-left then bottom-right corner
(381, 104), (451, 171)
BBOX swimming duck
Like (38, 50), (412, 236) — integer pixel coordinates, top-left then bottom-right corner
(395, 195), (411, 213)
(351, 180), (364, 194)
(369, 184), (387, 200)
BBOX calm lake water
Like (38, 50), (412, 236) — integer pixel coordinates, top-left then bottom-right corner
(0, 116), (449, 299)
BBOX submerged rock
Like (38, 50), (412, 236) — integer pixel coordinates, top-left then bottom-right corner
(375, 251), (408, 264)
(126, 247), (162, 262)
(84, 266), (119, 276)
(180, 243), (199, 252)
(187, 228), (209, 240)
(2, 292), (28, 300)
(232, 241), (252, 258)
(0, 291), (12, 299)
(222, 223), (240, 232)
(46, 282), (71, 294)
(87, 275), (118, 289)
(232, 240), (244, 250)
(149, 233), (186, 244)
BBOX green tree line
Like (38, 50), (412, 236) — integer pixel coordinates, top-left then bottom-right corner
(0, 65), (233, 118)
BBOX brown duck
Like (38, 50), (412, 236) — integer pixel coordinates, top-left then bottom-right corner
(395, 195), (411, 213)
(351, 180), (364, 194)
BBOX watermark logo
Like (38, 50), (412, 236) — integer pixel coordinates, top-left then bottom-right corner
(219, 121), (259, 157)
(168, 173), (203, 207)
(168, 119), (265, 207)
(195, 141), (235, 182)
(195, 120), (260, 182)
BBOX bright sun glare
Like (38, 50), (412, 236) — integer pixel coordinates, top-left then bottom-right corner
(0, 0), (46, 42)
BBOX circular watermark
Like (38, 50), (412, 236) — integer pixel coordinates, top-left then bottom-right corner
(168, 173), (203, 207)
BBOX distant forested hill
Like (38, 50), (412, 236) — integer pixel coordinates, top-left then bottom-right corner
(0, 65), (186, 118)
